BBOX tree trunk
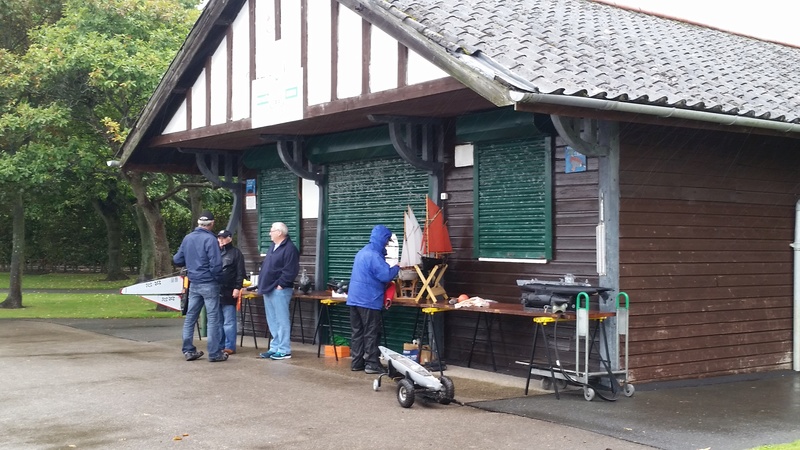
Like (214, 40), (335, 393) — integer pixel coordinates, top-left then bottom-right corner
(149, 205), (172, 277)
(1, 192), (25, 308)
(126, 171), (173, 278)
(188, 184), (202, 221)
(91, 190), (128, 281)
(133, 206), (155, 282)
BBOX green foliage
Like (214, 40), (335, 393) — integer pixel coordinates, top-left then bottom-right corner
(0, 0), (212, 273)
(24, 0), (200, 137)
(0, 0), (63, 53)
(332, 335), (350, 346)
(0, 0), (233, 273)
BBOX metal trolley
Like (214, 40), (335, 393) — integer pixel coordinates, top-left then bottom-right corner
(522, 292), (633, 401)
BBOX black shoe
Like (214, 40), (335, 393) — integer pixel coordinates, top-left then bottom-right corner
(364, 365), (386, 374)
(184, 351), (204, 361)
(208, 353), (229, 362)
(351, 365), (365, 371)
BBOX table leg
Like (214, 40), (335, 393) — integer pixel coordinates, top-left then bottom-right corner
(485, 314), (497, 372)
(239, 302), (245, 348)
(314, 301), (339, 360)
(525, 322), (541, 395)
(539, 322), (561, 400)
(314, 303), (324, 357)
(291, 298), (306, 344)
(466, 313), (497, 372)
(423, 311), (445, 377)
(467, 312), (481, 368)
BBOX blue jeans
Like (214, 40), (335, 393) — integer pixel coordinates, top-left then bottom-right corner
(182, 281), (223, 359)
(264, 288), (292, 354)
(219, 304), (237, 351)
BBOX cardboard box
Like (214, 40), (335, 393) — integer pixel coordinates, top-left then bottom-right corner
(402, 343), (419, 362)
(323, 345), (350, 358)
(403, 343), (432, 364)
(420, 346), (432, 365)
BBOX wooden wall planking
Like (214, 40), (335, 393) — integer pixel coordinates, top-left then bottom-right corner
(619, 125), (800, 382)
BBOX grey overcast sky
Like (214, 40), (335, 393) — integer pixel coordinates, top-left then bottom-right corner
(604, 0), (800, 46)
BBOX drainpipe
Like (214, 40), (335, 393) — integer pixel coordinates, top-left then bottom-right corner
(508, 91), (800, 135)
(793, 200), (800, 371)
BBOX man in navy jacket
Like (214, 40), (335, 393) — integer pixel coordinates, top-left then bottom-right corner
(173, 211), (225, 362)
(256, 222), (300, 360)
(347, 225), (400, 374)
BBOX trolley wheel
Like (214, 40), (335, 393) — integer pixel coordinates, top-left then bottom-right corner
(583, 386), (596, 401)
(397, 378), (416, 408)
(540, 377), (553, 390)
(623, 383), (635, 397)
(555, 378), (568, 390)
(373, 378), (381, 391)
(438, 376), (455, 404)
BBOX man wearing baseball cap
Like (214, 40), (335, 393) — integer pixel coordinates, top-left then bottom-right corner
(217, 229), (245, 355)
(173, 211), (226, 362)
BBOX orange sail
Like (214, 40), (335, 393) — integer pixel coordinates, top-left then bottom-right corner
(421, 196), (453, 255)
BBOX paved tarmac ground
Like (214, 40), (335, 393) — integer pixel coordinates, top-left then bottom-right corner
(0, 319), (653, 450)
(471, 372), (800, 450)
(2, 318), (799, 450)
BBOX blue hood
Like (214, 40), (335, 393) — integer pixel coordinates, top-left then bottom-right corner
(369, 225), (393, 248)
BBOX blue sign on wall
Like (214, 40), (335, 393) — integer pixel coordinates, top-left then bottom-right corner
(565, 146), (587, 173)
(245, 179), (256, 210)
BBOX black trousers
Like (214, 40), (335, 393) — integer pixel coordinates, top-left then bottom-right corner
(349, 306), (382, 369)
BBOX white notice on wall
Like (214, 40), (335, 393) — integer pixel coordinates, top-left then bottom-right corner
(251, 67), (304, 128)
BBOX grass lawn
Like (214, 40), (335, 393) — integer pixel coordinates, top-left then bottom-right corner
(755, 441), (800, 450)
(0, 293), (181, 319)
(0, 272), (181, 319)
(0, 272), (136, 290)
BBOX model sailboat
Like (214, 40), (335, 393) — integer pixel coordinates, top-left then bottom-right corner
(398, 205), (422, 280)
(420, 196), (452, 270)
(414, 196), (452, 303)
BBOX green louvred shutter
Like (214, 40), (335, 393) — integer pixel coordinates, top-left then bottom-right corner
(325, 158), (428, 282)
(258, 168), (300, 254)
(323, 158), (428, 353)
(474, 138), (552, 259)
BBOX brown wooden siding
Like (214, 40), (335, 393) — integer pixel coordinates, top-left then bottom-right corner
(237, 191), (268, 336)
(619, 125), (800, 383)
(442, 136), (602, 373)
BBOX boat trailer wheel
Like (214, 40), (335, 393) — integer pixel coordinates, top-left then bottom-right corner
(396, 378), (416, 408)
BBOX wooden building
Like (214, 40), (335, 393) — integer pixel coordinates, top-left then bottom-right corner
(119, 0), (800, 383)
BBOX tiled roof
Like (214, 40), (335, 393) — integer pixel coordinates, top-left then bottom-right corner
(373, 0), (800, 124)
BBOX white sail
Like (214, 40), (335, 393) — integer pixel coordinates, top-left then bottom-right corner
(399, 206), (423, 267)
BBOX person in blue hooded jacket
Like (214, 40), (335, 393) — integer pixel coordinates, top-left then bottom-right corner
(347, 225), (400, 374)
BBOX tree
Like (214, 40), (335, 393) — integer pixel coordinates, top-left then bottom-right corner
(22, 0), (201, 280)
(0, 99), (71, 308)
(0, 0), (66, 309)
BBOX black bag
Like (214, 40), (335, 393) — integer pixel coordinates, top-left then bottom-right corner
(520, 291), (574, 311)
(180, 269), (189, 316)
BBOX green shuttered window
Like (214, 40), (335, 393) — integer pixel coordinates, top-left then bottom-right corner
(326, 158), (428, 282)
(474, 138), (552, 260)
(258, 168), (300, 255)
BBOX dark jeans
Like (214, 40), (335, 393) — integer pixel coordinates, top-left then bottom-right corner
(349, 306), (382, 369)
